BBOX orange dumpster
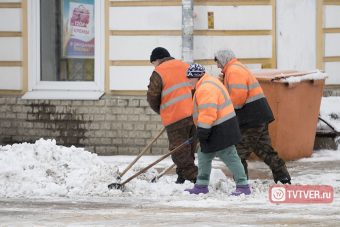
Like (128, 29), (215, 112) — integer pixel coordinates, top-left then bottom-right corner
(252, 69), (326, 161)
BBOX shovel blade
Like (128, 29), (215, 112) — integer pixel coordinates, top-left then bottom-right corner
(108, 182), (124, 190)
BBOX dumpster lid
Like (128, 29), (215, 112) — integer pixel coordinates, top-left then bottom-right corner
(252, 69), (327, 83)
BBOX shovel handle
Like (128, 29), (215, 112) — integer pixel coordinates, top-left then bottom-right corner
(318, 116), (336, 132)
(119, 127), (165, 178)
(119, 138), (193, 187)
(151, 163), (176, 183)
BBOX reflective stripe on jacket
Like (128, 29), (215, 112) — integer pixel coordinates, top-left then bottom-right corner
(155, 59), (193, 126)
(193, 74), (241, 152)
(223, 59), (264, 109)
(222, 58), (274, 128)
(193, 74), (235, 128)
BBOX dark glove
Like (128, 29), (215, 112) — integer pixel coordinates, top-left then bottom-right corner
(197, 127), (210, 151)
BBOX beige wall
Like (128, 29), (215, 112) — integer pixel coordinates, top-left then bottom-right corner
(108, 0), (276, 94)
(321, 1), (340, 85)
(0, 0), (339, 96)
(0, 0), (24, 93)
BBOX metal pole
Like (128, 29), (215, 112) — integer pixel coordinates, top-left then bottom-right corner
(182, 0), (194, 64)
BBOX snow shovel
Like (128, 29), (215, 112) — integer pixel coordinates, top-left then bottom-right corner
(108, 137), (193, 190)
(150, 163), (176, 183)
(318, 116), (339, 134)
(316, 116), (340, 150)
(117, 127), (165, 180)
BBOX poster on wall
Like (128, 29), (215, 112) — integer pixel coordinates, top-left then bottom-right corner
(62, 0), (95, 58)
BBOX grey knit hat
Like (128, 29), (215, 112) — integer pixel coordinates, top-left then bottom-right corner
(214, 49), (236, 67)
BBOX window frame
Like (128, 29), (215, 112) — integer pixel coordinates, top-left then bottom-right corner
(24, 0), (105, 100)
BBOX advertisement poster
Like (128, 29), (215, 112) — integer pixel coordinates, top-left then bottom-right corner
(62, 0), (95, 58)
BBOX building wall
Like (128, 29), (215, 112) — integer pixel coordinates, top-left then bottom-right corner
(0, 0), (340, 152)
(0, 95), (168, 155)
(276, 0), (317, 71)
(0, 0), (24, 92)
(109, 0), (275, 92)
(322, 1), (340, 85)
(1, 0), (339, 92)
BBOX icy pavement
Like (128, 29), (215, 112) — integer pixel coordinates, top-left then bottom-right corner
(0, 139), (339, 226)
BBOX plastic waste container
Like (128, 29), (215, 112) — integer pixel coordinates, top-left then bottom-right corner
(252, 69), (327, 161)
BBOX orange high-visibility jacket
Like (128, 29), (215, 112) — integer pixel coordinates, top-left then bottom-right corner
(222, 59), (274, 128)
(222, 59), (265, 109)
(193, 74), (235, 128)
(193, 74), (241, 152)
(155, 59), (193, 126)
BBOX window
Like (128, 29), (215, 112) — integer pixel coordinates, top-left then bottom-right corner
(24, 0), (104, 100)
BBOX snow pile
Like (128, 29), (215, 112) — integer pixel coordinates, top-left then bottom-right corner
(279, 70), (327, 84)
(0, 138), (270, 200)
(0, 139), (119, 198)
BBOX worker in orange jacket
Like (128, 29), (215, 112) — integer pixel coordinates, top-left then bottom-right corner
(184, 63), (250, 196)
(147, 47), (198, 184)
(214, 49), (291, 184)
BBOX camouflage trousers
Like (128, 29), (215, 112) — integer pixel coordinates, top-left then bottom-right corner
(166, 117), (198, 181)
(236, 123), (290, 182)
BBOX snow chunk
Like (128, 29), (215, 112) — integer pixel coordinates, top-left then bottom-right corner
(0, 139), (119, 198)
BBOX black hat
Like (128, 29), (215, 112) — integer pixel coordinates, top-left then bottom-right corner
(150, 47), (170, 63)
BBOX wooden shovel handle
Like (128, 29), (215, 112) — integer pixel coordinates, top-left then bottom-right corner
(119, 127), (166, 178)
(151, 163), (176, 183)
(120, 138), (193, 186)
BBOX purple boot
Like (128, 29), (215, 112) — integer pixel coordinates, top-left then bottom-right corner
(230, 184), (251, 196)
(185, 184), (209, 195)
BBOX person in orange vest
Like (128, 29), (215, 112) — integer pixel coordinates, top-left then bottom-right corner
(214, 49), (291, 184)
(147, 47), (198, 184)
(184, 63), (251, 196)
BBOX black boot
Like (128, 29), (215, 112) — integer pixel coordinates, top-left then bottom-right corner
(272, 165), (291, 184)
(190, 178), (197, 184)
(175, 175), (185, 184)
(275, 177), (291, 184)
